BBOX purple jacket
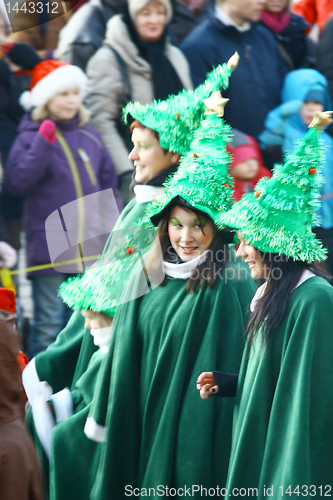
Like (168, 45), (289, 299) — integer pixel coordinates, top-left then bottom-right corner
(5, 114), (123, 276)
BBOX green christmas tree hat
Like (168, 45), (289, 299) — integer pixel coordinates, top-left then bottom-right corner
(142, 91), (235, 227)
(217, 111), (333, 262)
(59, 225), (156, 317)
(123, 53), (239, 155)
(59, 78), (239, 315)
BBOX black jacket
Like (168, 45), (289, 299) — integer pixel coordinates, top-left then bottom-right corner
(260, 13), (315, 70)
(316, 16), (333, 138)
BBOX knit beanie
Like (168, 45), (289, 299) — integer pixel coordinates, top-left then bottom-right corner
(227, 130), (261, 168)
(304, 88), (326, 106)
(20, 60), (87, 111)
(128, 0), (172, 23)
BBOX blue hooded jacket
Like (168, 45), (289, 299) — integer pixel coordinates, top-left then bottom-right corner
(260, 69), (333, 229)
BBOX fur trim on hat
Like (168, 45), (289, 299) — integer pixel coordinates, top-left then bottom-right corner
(20, 64), (87, 111)
(128, 0), (172, 23)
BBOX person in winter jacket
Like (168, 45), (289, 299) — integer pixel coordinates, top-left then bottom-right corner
(180, 0), (288, 140)
(85, 0), (193, 205)
(56, 0), (125, 71)
(227, 129), (271, 201)
(7, 0), (72, 60)
(5, 59), (122, 358)
(0, 287), (44, 500)
(169, 0), (213, 44)
(260, 0), (313, 70)
(317, 15), (333, 138)
(0, 12), (41, 250)
(259, 68), (333, 274)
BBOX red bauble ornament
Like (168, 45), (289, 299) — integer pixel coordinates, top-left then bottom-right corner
(309, 167), (317, 175)
(223, 183), (229, 188)
(255, 191), (261, 198)
(127, 247), (135, 254)
(193, 153), (198, 158)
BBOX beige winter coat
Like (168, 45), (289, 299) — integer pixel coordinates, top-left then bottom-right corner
(85, 14), (193, 176)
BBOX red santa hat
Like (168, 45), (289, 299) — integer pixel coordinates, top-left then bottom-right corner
(0, 287), (16, 313)
(20, 59), (88, 111)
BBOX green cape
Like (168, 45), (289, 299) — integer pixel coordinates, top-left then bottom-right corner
(226, 276), (333, 496)
(86, 255), (256, 498)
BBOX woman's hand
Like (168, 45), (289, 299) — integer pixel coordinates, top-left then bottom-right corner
(196, 372), (218, 399)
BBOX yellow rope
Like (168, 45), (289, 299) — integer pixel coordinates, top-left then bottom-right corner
(0, 254), (100, 277)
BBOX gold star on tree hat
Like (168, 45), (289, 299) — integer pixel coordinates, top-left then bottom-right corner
(123, 53), (239, 155)
(142, 91), (234, 227)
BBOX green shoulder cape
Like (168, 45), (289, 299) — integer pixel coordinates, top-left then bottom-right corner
(29, 197), (153, 499)
(88, 256), (257, 499)
(226, 276), (333, 498)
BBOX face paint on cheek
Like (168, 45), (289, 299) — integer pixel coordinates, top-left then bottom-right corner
(168, 224), (178, 246)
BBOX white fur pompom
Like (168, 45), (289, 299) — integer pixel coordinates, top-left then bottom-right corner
(19, 90), (33, 111)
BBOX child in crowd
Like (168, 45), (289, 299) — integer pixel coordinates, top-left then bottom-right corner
(5, 59), (122, 358)
(227, 129), (271, 201)
(260, 68), (333, 274)
(260, 0), (312, 70)
(0, 287), (43, 500)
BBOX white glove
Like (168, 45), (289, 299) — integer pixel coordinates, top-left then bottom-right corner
(0, 241), (17, 268)
(31, 381), (55, 458)
(50, 388), (74, 422)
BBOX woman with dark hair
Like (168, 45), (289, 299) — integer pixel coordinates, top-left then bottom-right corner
(82, 98), (256, 499)
(22, 72), (238, 499)
(197, 114), (333, 497)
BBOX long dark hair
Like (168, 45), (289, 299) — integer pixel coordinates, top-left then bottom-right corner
(157, 203), (234, 293)
(246, 250), (331, 347)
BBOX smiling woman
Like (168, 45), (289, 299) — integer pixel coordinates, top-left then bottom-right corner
(134, 0), (168, 41)
(168, 205), (215, 261)
(198, 117), (333, 498)
(128, 121), (180, 185)
(83, 103), (256, 499)
(236, 230), (269, 280)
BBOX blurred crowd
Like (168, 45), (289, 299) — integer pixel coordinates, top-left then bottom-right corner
(1, 0), (333, 354)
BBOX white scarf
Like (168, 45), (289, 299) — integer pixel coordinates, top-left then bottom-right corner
(133, 185), (165, 204)
(163, 250), (209, 279)
(90, 326), (112, 353)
